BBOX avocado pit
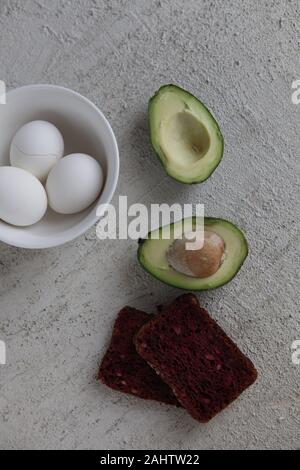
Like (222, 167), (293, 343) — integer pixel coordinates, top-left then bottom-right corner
(167, 230), (225, 278)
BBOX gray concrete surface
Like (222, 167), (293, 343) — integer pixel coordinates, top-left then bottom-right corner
(0, 0), (299, 450)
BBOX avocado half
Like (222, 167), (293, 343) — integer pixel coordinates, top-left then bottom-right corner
(138, 217), (248, 291)
(149, 85), (224, 184)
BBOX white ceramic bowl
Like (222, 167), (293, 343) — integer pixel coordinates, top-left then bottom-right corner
(0, 85), (119, 249)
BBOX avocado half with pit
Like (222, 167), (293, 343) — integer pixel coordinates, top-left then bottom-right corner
(138, 217), (248, 291)
(149, 85), (224, 184)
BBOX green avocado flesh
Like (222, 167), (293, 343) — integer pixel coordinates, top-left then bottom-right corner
(138, 217), (248, 291)
(149, 85), (224, 184)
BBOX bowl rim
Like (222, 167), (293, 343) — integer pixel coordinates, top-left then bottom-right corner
(0, 84), (120, 249)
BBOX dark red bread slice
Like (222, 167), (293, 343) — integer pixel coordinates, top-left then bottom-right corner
(98, 306), (179, 405)
(134, 294), (258, 422)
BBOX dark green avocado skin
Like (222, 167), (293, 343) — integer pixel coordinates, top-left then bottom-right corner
(137, 217), (248, 291)
(148, 84), (224, 184)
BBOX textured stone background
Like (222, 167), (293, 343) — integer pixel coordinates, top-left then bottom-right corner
(0, 0), (299, 450)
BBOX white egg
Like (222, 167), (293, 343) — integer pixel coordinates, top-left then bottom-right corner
(46, 153), (104, 215)
(10, 120), (64, 182)
(0, 167), (48, 226)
